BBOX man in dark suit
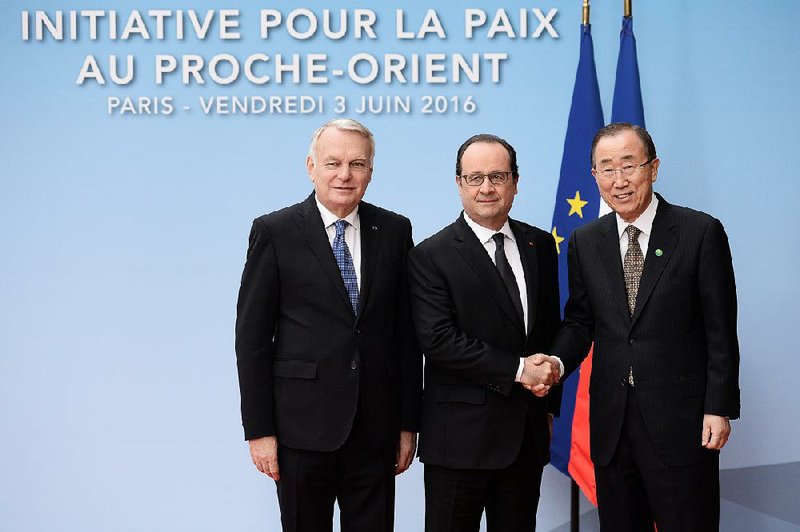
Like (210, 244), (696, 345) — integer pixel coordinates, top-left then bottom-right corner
(547, 123), (741, 531)
(235, 119), (422, 532)
(408, 134), (562, 532)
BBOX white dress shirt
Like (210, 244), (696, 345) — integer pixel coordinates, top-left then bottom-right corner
(462, 213), (532, 383)
(462, 213), (529, 330)
(616, 193), (659, 260)
(316, 197), (362, 290)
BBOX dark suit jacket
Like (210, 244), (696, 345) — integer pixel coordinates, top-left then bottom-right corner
(235, 194), (422, 452)
(551, 194), (741, 467)
(408, 214), (561, 470)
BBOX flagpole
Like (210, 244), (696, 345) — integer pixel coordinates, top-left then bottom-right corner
(554, 0), (604, 526)
(624, 0), (632, 18)
(571, 480), (580, 532)
(572, 5), (588, 529)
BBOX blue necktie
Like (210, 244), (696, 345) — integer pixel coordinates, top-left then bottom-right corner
(333, 219), (359, 315)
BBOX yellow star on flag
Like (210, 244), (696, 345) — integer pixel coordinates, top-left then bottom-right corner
(566, 191), (589, 218)
(551, 226), (565, 254)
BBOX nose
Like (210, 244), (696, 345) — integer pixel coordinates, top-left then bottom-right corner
(337, 165), (352, 180)
(478, 177), (496, 194)
(611, 172), (629, 187)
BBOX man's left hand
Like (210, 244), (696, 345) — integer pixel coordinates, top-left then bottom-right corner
(395, 430), (417, 475)
(701, 414), (731, 450)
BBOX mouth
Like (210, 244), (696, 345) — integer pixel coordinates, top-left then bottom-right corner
(613, 192), (633, 201)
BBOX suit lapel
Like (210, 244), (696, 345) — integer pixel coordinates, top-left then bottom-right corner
(595, 213), (631, 323)
(356, 203), (380, 321)
(296, 194), (354, 315)
(511, 220), (538, 337)
(631, 198), (678, 326)
(453, 215), (525, 333)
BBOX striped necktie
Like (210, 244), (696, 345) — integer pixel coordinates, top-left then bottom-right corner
(333, 219), (359, 315)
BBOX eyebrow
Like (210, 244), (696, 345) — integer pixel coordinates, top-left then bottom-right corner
(598, 154), (637, 164)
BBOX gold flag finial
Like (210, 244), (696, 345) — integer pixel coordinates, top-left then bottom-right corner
(624, 0), (632, 18)
(583, 0), (590, 25)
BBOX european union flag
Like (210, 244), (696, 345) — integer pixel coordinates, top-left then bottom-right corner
(548, 22), (604, 505)
(612, 16), (646, 127)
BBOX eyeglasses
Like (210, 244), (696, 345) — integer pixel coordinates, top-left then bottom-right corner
(321, 160), (371, 174)
(594, 159), (654, 180)
(458, 171), (514, 187)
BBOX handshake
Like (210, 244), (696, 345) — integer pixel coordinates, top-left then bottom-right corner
(520, 353), (561, 397)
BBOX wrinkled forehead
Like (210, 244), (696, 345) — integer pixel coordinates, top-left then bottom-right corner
(594, 133), (647, 164)
(461, 141), (511, 169)
(314, 128), (373, 160)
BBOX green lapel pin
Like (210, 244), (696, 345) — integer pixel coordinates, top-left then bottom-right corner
(655, 248), (663, 257)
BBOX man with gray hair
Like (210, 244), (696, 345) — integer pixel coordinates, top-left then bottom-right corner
(546, 123), (740, 531)
(235, 118), (422, 532)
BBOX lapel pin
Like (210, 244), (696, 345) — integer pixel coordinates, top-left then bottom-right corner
(528, 241), (534, 246)
(655, 248), (663, 257)
(371, 225), (378, 230)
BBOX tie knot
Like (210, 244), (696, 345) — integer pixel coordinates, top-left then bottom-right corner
(334, 219), (348, 237)
(492, 232), (505, 250)
(626, 225), (641, 242)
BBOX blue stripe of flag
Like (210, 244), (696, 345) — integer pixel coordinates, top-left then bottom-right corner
(611, 16), (645, 127)
(549, 23), (605, 476)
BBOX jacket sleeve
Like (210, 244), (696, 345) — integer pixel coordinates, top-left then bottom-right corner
(550, 230), (595, 380)
(539, 233), (564, 416)
(397, 220), (424, 431)
(408, 244), (520, 396)
(698, 218), (741, 419)
(234, 218), (279, 440)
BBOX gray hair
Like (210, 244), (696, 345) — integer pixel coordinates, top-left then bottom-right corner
(591, 122), (657, 167)
(308, 118), (375, 164)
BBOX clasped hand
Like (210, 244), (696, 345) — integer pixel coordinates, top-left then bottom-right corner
(521, 353), (560, 397)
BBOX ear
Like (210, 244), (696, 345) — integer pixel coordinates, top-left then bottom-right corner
(591, 168), (601, 188)
(306, 156), (315, 181)
(650, 158), (660, 183)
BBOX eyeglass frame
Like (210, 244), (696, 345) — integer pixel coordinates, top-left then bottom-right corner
(320, 160), (372, 174)
(593, 158), (655, 180)
(457, 171), (516, 187)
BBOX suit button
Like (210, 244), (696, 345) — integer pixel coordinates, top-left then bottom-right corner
(350, 360), (359, 370)
(355, 328), (361, 334)
(629, 338), (637, 346)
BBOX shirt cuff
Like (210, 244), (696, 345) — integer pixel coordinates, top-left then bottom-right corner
(550, 355), (565, 382)
(515, 358), (525, 382)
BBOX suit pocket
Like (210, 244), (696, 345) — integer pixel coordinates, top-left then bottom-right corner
(434, 384), (486, 405)
(680, 374), (706, 396)
(273, 360), (317, 379)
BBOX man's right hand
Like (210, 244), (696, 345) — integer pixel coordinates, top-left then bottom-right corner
(520, 354), (560, 397)
(249, 436), (280, 480)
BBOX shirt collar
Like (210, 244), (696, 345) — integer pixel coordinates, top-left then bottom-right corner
(463, 212), (514, 245)
(616, 193), (658, 240)
(315, 196), (360, 231)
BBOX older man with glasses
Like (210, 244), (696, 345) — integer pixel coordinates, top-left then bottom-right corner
(543, 123), (741, 531)
(408, 133), (562, 532)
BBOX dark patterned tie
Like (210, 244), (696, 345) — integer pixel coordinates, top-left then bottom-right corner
(333, 219), (359, 315)
(623, 225), (644, 315)
(623, 225), (643, 386)
(492, 233), (524, 323)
